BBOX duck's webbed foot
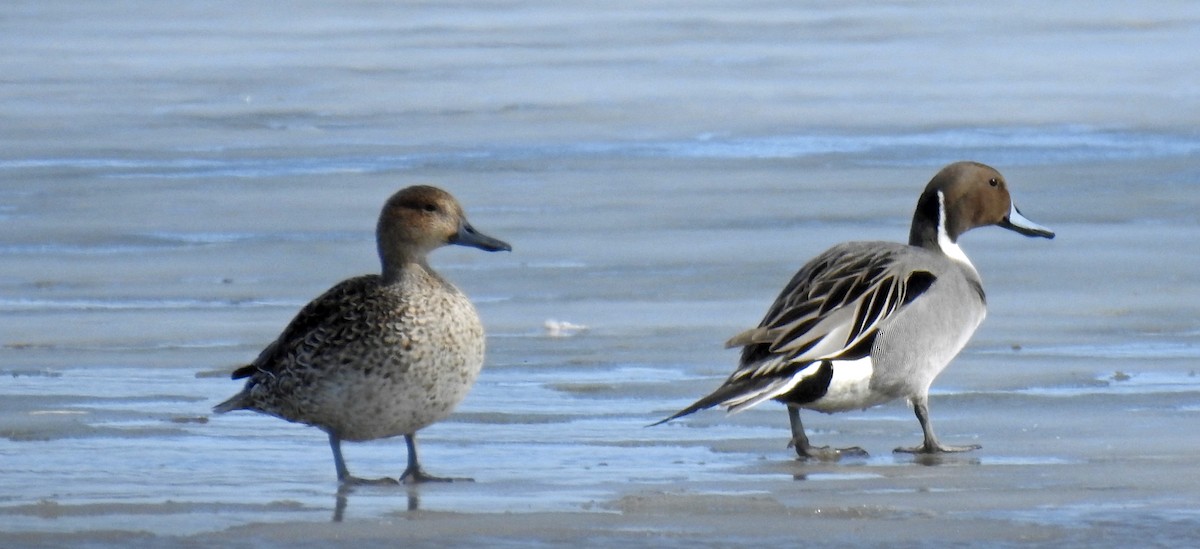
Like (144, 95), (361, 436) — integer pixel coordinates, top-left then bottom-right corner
(894, 441), (981, 454)
(791, 440), (869, 461)
(893, 396), (981, 455)
(786, 406), (868, 461)
(341, 475), (401, 486)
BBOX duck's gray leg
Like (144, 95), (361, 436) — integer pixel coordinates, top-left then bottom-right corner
(329, 432), (399, 486)
(893, 395), (981, 454)
(788, 405), (867, 461)
(399, 434), (473, 484)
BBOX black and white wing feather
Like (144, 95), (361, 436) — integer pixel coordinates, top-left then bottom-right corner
(655, 243), (936, 423)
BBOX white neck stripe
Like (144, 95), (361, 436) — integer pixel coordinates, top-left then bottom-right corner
(936, 190), (976, 270)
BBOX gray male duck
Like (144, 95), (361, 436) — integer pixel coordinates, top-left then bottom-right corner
(656, 161), (1054, 459)
(215, 185), (511, 484)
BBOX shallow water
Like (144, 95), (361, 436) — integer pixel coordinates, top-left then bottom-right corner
(3, 1), (1200, 547)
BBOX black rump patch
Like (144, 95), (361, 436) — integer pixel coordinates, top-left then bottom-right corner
(776, 360), (834, 406)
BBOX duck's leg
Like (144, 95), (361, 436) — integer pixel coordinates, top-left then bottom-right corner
(787, 405), (867, 460)
(329, 432), (399, 486)
(894, 394), (981, 454)
(399, 434), (473, 484)
(787, 405), (812, 454)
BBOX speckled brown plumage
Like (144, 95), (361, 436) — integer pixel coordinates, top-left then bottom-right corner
(215, 185), (511, 485)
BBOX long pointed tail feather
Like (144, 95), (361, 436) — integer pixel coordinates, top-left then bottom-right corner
(648, 376), (782, 427)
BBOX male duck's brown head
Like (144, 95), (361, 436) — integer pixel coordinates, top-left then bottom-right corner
(910, 161), (1055, 253)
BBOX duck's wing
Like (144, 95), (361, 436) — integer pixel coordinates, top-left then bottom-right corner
(721, 244), (936, 411)
(230, 275), (383, 380)
(737, 245), (935, 365)
(657, 244), (937, 422)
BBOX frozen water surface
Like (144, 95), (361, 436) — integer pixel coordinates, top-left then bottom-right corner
(3, 0), (1200, 547)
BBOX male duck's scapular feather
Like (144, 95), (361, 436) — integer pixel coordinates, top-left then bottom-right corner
(727, 244), (937, 382)
(652, 247), (938, 425)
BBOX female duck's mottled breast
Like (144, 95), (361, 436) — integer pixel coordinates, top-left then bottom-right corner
(382, 265), (488, 400)
(296, 265), (486, 442)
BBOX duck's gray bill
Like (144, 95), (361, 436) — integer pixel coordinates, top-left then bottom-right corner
(1000, 203), (1055, 239)
(453, 222), (512, 252)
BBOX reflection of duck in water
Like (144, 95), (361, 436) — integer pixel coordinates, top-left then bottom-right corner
(215, 185), (511, 484)
(333, 485), (419, 522)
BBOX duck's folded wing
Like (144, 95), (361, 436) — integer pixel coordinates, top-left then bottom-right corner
(727, 246), (937, 386)
(230, 275), (382, 379)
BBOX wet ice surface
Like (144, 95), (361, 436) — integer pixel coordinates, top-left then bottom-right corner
(4, 0), (1200, 547)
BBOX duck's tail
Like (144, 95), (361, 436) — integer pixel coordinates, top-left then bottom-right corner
(647, 381), (751, 427)
(647, 401), (709, 427)
(648, 374), (791, 427)
(212, 392), (248, 414)
(212, 363), (260, 414)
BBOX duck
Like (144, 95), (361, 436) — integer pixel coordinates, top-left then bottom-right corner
(655, 161), (1054, 459)
(214, 185), (511, 484)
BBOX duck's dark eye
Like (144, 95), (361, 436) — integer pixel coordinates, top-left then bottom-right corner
(988, 178), (999, 187)
(422, 203), (438, 213)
